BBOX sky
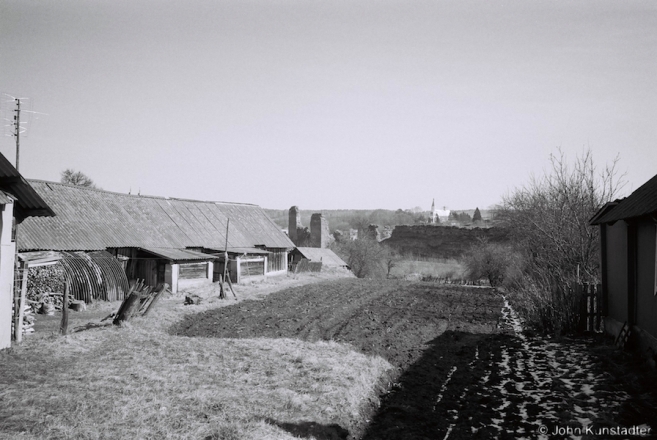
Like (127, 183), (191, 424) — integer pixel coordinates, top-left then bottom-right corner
(1, 0), (655, 211)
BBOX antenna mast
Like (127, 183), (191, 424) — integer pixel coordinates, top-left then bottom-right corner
(13, 98), (21, 171)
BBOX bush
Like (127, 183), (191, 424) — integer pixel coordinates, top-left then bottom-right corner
(500, 149), (624, 335)
(332, 238), (392, 279)
(461, 240), (522, 287)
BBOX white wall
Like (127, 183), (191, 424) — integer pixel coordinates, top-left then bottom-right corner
(0, 203), (16, 350)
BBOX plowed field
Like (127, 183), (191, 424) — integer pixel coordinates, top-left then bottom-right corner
(171, 279), (656, 439)
(171, 279), (502, 373)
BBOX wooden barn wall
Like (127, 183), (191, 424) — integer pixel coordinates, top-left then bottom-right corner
(240, 258), (265, 278)
(267, 250), (286, 273)
(179, 262), (208, 280)
(634, 219), (657, 338)
(604, 221), (629, 325)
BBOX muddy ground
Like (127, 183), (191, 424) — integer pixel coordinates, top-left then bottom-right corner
(173, 278), (657, 440)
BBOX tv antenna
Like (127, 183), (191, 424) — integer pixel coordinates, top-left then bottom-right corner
(2, 93), (48, 171)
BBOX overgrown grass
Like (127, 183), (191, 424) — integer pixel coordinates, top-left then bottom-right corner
(0, 274), (391, 440)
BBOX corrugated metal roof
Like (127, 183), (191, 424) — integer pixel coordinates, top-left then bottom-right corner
(140, 247), (216, 261)
(0, 190), (15, 204)
(592, 174), (657, 224)
(0, 153), (54, 218)
(294, 247), (348, 267)
(18, 180), (295, 252)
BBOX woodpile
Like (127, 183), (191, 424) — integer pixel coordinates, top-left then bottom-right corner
(28, 292), (70, 314)
(107, 280), (169, 325)
(11, 304), (35, 336)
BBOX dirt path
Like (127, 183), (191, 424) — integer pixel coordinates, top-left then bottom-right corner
(363, 297), (653, 439)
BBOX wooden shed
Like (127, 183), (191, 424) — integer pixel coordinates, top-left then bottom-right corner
(590, 173), (657, 355)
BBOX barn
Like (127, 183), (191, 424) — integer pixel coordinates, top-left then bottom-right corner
(18, 181), (294, 295)
(590, 173), (657, 355)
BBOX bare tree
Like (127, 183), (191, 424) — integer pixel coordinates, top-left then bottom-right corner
(501, 148), (625, 334)
(333, 237), (391, 278)
(462, 238), (522, 287)
(60, 169), (96, 188)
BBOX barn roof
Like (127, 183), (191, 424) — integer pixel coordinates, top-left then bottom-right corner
(17, 180), (294, 252)
(0, 154), (55, 219)
(591, 174), (657, 224)
(294, 247), (348, 267)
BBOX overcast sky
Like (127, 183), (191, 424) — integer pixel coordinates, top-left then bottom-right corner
(1, 0), (655, 211)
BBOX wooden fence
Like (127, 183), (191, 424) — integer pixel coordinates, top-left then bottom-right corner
(577, 283), (603, 333)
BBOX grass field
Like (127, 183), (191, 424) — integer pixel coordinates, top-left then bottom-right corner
(0, 273), (392, 440)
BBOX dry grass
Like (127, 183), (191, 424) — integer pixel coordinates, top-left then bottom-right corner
(0, 273), (390, 440)
(390, 258), (465, 280)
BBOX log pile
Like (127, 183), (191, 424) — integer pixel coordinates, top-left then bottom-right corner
(107, 280), (169, 325)
(11, 304), (35, 336)
(28, 292), (71, 314)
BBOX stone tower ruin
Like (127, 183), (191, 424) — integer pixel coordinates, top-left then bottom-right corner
(310, 213), (331, 248)
(288, 206), (301, 245)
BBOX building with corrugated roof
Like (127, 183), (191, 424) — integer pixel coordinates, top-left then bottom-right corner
(18, 181), (294, 293)
(290, 247), (348, 269)
(0, 154), (54, 350)
(590, 173), (657, 356)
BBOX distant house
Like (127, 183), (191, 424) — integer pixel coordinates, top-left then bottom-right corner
(590, 173), (657, 355)
(290, 247), (348, 269)
(18, 181), (294, 295)
(0, 156), (54, 350)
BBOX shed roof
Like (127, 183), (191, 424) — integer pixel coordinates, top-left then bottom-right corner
(18, 180), (295, 252)
(294, 247), (348, 267)
(591, 174), (657, 224)
(0, 154), (55, 219)
(140, 247), (216, 261)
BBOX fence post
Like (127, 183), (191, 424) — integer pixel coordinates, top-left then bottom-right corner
(595, 284), (602, 332)
(576, 283), (585, 333)
(60, 278), (69, 335)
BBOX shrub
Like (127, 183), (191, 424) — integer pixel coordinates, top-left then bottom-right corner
(500, 148), (624, 335)
(332, 238), (392, 279)
(461, 240), (522, 287)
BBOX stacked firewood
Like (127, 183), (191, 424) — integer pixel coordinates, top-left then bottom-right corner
(11, 303), (35, 336)
(27, 292), (71, 314)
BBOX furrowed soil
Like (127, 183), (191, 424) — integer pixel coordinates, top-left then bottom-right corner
(171, 279), (501, 379)
(173, 278), (657, 440)
(172, 278), (504, 438)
